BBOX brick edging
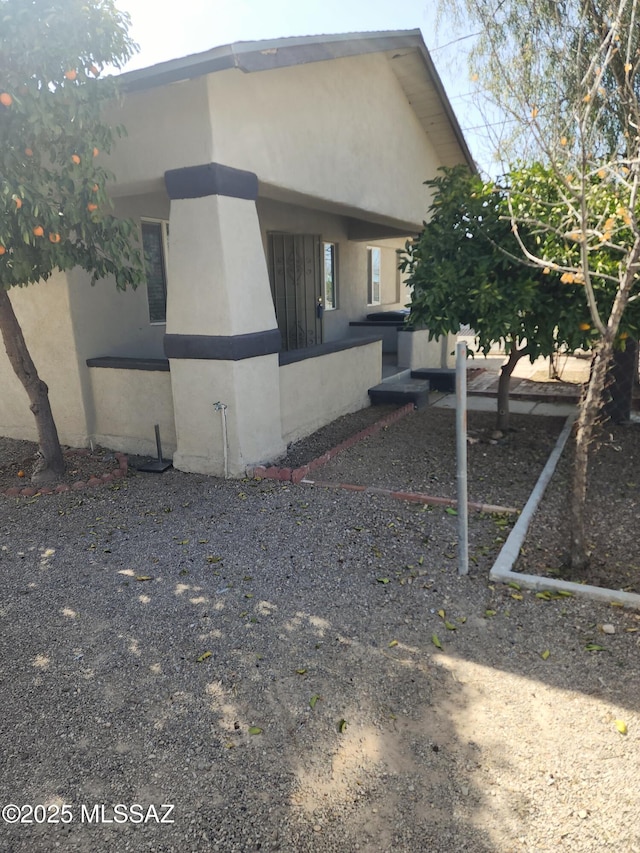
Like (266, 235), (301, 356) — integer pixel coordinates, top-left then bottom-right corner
(248, 403), (415, 483)
(2, 452), (128, 498)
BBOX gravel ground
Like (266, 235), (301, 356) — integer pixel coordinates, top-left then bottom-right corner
(1, 403), (639, 853)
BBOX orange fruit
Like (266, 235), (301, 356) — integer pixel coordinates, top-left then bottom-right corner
(17, 470), (25, 478)
(49, 232), (61, 243)
(33, 225), (44, 237)
(579, 322), (591, 331)
(0, 246), (6, 255)
(24, 148), (33, 157)
(0, 92), (13, 107)
(92, 147), (99, 157)
(71, 154), (81, 165)
(13, 196), (22, 209)
(89, 65), (100, 77)
(64, 69), (77, 81)
(92, 183), (99, 192)
(87, 203), (98, 212)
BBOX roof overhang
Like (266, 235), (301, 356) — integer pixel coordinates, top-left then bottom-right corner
(120, 30), (476, 173)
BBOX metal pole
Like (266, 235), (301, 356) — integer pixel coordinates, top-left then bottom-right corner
(456, 341), (469, 576)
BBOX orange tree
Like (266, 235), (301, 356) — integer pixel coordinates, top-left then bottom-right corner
(400, 165), (591, 431)
(0, 0), (143, 481)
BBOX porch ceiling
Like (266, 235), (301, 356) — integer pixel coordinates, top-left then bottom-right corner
(257, 182), (419, 241)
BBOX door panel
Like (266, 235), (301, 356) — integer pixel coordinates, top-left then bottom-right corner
(268, 233), (322, 351)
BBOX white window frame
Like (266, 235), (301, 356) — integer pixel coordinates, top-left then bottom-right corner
(141, 218), (169, 325)
(367, 246), (381, 306)
(323, 241), (337, 310)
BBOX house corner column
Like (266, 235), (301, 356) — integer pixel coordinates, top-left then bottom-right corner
(164, 162), (285, 477)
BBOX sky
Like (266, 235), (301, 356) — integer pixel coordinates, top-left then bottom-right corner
(114, 0), (494, 171)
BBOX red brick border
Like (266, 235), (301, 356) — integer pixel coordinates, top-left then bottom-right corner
(296, 479), (519, 515)
(1, 451), (128, 499)
(248, 403), (415, 483)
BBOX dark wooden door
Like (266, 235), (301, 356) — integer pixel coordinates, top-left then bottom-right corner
(268, 233), (323, 351)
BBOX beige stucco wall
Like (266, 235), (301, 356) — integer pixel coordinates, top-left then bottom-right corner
(206, 53), (441, 227)
(106, 77), (213, 194)
(0, 277), (89, 446)
(280, 340), (382, 445)
(166, 194), (277, 338)
(169, 355), (285, 477)
(88, 367), (176, 456)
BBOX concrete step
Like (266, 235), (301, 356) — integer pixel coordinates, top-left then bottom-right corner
(368, 377), (430, 409)
(410, 367), (456, 392)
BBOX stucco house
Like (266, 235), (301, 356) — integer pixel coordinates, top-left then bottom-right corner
(0, 29), (474, 477)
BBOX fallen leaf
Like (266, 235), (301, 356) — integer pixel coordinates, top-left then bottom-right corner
(296, 668), (307, 675)
(432, 634), (443, 649)
(376, 577), (390, 584)
(309, 694), (321, 710)
(508, 581), (521, 590)
(614, 719), (628, 735)
(388, 639), (399, 648)
(445, 507), (458, 516)
(444, 621), (457, 631)
(585, 643), (606, 652)
(438, 609), (446, 619)
(536, 591), (552, 600)
(177, 540), (189, 545)
(485, 609), (497, 617)
(541, 649), (550, 660)
(206, 555), (223, 563)
(511, 593), (524, 600)
(248, 726), (263, 735)
(338, 719), (348, 733)
(136, 575), (153, 582)
(196, 651), (212, 663)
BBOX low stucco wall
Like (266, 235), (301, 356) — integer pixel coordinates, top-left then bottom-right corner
(88, 366), (176, 457)
(279, 339), (382, 445)
(397, 329), (457, 369)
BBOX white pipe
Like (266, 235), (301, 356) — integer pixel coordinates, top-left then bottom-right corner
(213, 402), (229, 479)
(456, 341), (469, 576)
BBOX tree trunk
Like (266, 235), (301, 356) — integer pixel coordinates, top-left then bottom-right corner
(497, 346), (526, 431)
(0, 288), (65, 480)
(568, 238), (640, 569)
(568, 339), (613, 569)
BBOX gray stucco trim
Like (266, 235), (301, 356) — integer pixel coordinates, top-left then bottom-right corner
(165, 163), (259, 201)
(86, 356), (170, 372)
(164, 330), (282, 361)
(278, 335), (382, 366)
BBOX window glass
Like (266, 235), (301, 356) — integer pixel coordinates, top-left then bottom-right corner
(367, 247), (381, 305)
(141, 221), (168, 324)
(323, 242), (337, 309)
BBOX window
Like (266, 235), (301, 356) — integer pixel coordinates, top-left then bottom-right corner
(367, 247), (381, 305)
(141, 220), (169, 324)
(323, 242), (337, 310)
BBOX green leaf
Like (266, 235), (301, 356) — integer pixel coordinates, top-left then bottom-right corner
(338, 719), (348, 733)
(309, 694), (321, 710)
(432, 633), (443, 649)
(585, 643), (606, 652)
(376, 577), (390, 584)
(196, 651), (212, 663)
(445, 507), (458, 516)
(541, 649), (550, 660)
(248, 726), (263, 735)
